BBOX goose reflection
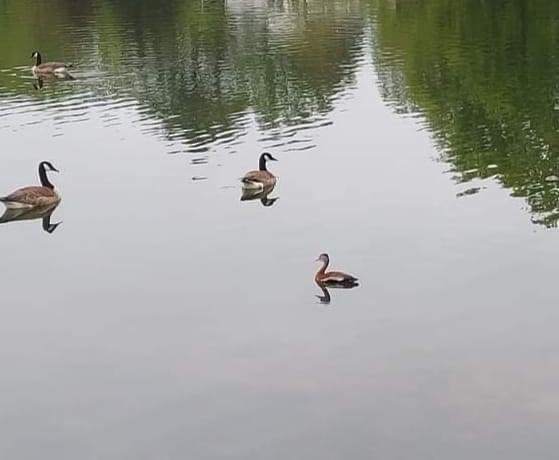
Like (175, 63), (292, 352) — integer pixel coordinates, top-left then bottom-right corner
(32, 73), (75, 90)
(240, 184), (279, 207)
(0, 203), (62, 234)
(32, 77), (44, 91)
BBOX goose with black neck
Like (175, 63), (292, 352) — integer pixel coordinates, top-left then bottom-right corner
(241, 152), (278, 190)
(0, 162), (61, 209)
(31, 51), (73, 77)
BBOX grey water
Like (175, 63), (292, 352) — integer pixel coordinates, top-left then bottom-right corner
(1, 0), (559, 458)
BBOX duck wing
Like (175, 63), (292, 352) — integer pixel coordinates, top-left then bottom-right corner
(321, 271), (358, 283)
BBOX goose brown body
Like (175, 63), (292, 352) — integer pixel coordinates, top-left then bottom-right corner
(31, 51), (72, 75)
(242, 152), (278, 190)
(315, 253), (358, 285)
(1, 187), (60, 208)
(0, 162), (61, 209)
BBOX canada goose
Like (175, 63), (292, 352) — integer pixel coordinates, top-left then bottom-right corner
(31, 51), (72, 76)
(0, 203), (61, 234)
(240, 183), (279, 207)
(315, 253), (359, 286)
(241, 152), (278, 190)
(0, 161), (61, 209)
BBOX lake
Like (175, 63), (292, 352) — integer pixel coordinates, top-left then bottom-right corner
(1, 0), (559, 458)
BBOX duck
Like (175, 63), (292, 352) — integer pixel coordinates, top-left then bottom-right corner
(31, 51), (72, 76)
(0, 161), (61, 209)
(241, 152), (278, 190)
(315, 253), (359, 286)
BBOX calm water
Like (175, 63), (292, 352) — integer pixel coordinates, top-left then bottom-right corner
(2, 0), (559, 458)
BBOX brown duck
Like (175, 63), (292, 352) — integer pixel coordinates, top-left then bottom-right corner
(315, 253), (358, 286)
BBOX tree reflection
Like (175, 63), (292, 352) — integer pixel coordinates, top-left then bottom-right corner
(371, 0), (559, 226)
(100, 0), (367, 149)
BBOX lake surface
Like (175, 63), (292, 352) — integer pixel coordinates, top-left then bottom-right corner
(2, 0), (559, 458)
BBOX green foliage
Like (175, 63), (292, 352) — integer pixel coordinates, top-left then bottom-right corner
(370, 0), (559, 226)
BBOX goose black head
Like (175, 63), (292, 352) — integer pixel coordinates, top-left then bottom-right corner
(43, 220), (62, 234)
(261, 152), (278, 162)
(261, 197), (279, 207)
(40, 161), (59, 173)
(258, 152), (278, 171)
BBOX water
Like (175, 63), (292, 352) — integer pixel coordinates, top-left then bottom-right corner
(1, 1), (559, 458)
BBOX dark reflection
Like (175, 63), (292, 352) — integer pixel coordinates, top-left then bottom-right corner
(315, 283), (331, 305)
(32, 78), (44, 91)
(456, 187), (485, 199)
(32, 70), (76, 91)
(314, 281), (359, 305)
(0, 203), (62, 234)
(113, 0), (366, 150)
(371, 0), (559, 227)
(240, 185), (279, 207)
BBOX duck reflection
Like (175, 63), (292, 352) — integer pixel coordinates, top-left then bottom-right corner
(240, 184), (279, 207)
(315, 283), (332, 304)
(315, 280), (359, 305)
(0, 203), (62, 234)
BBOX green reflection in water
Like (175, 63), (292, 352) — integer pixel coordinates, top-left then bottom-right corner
(371, 0), (559, 227)
(0, 0), (366, 151)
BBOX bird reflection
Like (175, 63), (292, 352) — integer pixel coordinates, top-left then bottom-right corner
(32, 73), (75, 91)
(0, 203), (62, 234)
(314, 280), (359, 305)
(315, 283), (332, 304)
(32, 77), (44, 91)
(240, 184), (279, 207)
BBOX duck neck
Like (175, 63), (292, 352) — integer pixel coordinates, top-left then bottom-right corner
(318, 258), (329, 274)
(259, 155), (268, 172)
(39, 163), (54, 189)
(35, 53), (42, 66)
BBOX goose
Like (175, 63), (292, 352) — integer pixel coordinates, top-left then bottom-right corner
(315, 253), (358, 286)
(31, 51), (72, 76)
(241, 152), (278, 190)
(0, 161), (61, 209)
